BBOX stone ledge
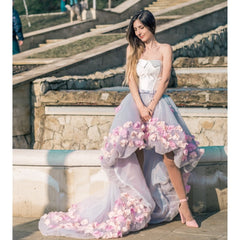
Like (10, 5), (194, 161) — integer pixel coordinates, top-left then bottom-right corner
(36, 87), (227, 108)
(13, 149), (100, 167)
(13, 146), (227, 167)
(12, 146), (227, 217)
(173, 56), (227, 68)
(174, 67), (227, 88)
(44, 106), (227, 117)
(149, 0), (203, 15)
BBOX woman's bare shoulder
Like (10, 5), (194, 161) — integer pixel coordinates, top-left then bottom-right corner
(159, 43), (172, 53)
(126, 45), (132, 56)
(126, 45), (132, 52)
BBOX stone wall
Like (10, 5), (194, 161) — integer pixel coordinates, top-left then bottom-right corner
(32, 104), (227, 150)
(39, 114), (113, 150)
(172, 25), (227, 59)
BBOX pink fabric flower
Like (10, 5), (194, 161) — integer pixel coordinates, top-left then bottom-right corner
(186, 143), (197, 152)
(115, 105), (121, 113)
(133, 122), (141, 129)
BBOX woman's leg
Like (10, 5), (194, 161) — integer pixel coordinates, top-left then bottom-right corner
(136, 149), (144, 172)
(163, 152), (194, 221)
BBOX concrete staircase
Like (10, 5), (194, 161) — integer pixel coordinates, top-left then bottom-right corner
(145, 0), (192, 13)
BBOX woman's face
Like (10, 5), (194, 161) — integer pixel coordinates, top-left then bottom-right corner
(133, 19), (153, 43)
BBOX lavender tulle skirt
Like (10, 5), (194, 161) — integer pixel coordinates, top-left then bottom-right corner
(39, 91), (204, 239)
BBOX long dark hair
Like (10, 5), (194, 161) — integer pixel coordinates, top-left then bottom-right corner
(125, 10), (156, 85)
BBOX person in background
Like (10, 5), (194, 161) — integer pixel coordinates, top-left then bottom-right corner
(12, 0), (24, 55)
(60, 0), (67, 12)
(70, 0), (78, 6)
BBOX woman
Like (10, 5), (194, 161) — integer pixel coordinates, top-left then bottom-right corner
(39, 10), (204, 239)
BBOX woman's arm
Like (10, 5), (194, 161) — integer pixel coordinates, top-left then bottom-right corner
(147, 44), (172, 113)
(126, 46), (152, 122)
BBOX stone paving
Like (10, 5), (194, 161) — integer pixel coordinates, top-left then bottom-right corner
(13, 210), (227, 240)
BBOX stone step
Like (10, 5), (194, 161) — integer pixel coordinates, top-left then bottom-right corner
(173, 67), (227, 88)
(13, 146), (227, 217)
(38, 43), (48, 48)
(95, 24), (113, 29)
(146, 0), (190, 12)
(13, 58), (64, 65)
(39, 39), (64, 48)
(150, 1), (190, 8)
(173, 56), (227, 68)
(154, 0), (191, 5)
(33, 73), (227, 107)
(45, 39), (63, 44)
(90, 24), (113, 32)
(34, 55), (227, 91)
(155, 15), (183, 20)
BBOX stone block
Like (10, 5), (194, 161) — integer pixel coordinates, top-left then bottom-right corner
(13, 147), (227, 217)
(200, 120), (215, 130)
(13, 149), (109, 217)
(42, 129), (54, 141)
(87, 125), (101, 141)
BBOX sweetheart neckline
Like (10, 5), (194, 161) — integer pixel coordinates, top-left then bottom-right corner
(139, 59), (162, 62)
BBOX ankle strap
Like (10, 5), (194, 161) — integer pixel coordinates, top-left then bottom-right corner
(179, 197), (188, 203)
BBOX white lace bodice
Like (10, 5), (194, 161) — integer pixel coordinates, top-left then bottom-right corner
(136, 59), (162, 92)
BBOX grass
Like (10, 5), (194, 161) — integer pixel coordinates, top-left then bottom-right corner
(162, 0), (226, 16)
(28, 33), (126, 58)
(21, 14), (70, 34)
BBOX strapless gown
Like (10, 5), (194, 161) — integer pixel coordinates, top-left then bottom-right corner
(39, 59), (204, 239)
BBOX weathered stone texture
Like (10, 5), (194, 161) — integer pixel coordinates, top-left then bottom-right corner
(32, 25), (227, 93)
(33, 113), (227, 150)
(173, 56), (227, 68)
(172, 25), (227, 60)
(34, 114), (113, 150)
(31, 75), (227, 150)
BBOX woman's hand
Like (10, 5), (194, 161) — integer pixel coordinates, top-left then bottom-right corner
(147, 100), (156, 116)
(139, 105), (152, 122)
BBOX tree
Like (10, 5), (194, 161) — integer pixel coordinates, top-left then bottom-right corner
(22, 0), (31, 27)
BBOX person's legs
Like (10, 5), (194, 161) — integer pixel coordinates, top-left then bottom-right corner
(13, 39), (20, 55)
(136, 149), (144, 171)
(163, 152), (195, 223)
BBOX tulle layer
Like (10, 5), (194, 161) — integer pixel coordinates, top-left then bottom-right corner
(100, 93), (204, 173)
(39, 92), (204, 238)
(39, 154), (155, 239)
(39, 192), (151, 239)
